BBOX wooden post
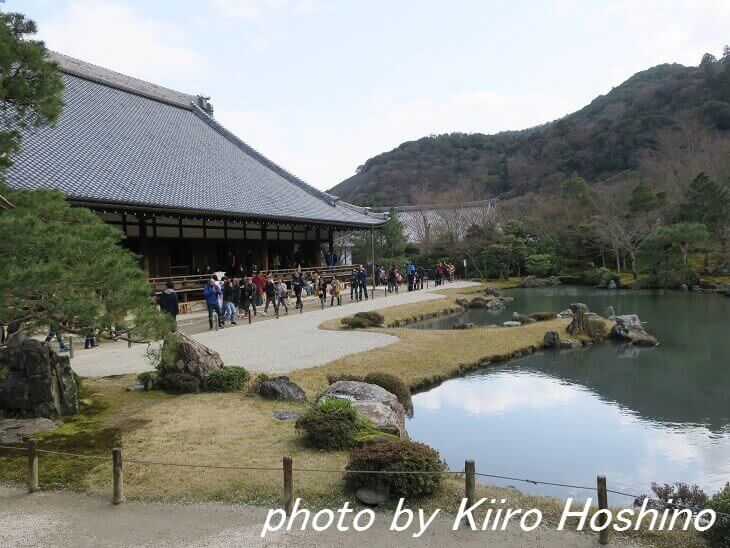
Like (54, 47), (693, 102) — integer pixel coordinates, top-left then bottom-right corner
(597, 475), (608, 545)
(247, 308), (252, 324)
(112, 448), (125, 504)
(283, 456), (293, 516)
(27, 440), (38, 493)
(127, 336), (132, 348)
(465, 459), (475, 508)
(68, 337), (74, 358)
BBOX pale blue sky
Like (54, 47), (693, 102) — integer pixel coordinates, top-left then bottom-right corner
(9, 0), (730, 190)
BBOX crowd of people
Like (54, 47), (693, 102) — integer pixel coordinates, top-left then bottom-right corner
(158, 261), (457, 330)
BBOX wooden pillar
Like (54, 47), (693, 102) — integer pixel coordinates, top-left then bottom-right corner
(314, 228), (322, 267)
(261, 224), (269, 271)
(327, 228), (334, 253)
(138, 215), (150, 274)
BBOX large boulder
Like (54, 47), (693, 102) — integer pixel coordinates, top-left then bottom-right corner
(483, 286), (501, 296)
(0, 339), (78, 418)
(319, 381), (406, 436)
(160, 333), (223, 378)
(569, 303), (590, 315)
(259, 376), (306, 401)
(609, 315), (659, 346)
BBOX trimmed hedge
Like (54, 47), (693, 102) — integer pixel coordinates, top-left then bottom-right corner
(362, 372), (412, 413)
(341, 311), (384, 329)
(156, 372), (201, 394)
(295, 398), (374, 450)
(205, 366), (250, 392)
(346, 440), (445, 498)
(529, 311), (557, 321)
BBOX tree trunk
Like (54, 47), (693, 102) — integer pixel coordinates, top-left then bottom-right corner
(629, 249), (637, 280)
(614, 245), (622, 278)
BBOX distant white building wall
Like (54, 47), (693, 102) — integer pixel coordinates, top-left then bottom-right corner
(392, 199), (497, 244)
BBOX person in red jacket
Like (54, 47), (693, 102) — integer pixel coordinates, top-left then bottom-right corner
(252, 271), (267, 307)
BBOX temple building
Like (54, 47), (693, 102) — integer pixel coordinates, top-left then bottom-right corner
(4, 52), (385, 279)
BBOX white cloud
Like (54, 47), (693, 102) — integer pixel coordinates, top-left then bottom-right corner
(209, 0), (319, 22)
(38, 0), (207, 86)
(215, 88), (578, 189)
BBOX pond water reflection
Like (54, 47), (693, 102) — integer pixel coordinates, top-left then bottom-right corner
(406, 287), (730, 500)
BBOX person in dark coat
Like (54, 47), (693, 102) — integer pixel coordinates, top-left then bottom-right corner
(358, 265), (369, 300)
(240, 276), (258, 318)
(222, 278), (240, 325)
(159, 280), (180, 322)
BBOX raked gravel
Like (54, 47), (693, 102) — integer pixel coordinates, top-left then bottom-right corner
(69, 281), (479, 377)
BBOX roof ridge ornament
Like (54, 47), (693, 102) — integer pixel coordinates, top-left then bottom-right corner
(196, 95), (214, 116)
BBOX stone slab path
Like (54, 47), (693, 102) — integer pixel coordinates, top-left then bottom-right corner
(69, 282), (478, 377)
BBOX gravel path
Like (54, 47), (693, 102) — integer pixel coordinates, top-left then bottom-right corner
(0, 483), (627, 547)
(69, 282), (478, 377)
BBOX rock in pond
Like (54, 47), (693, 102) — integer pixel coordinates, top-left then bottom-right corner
(356, 485), (390, 506)
(609, 315), (659, 346)
(603, 306), (615, 319)
(319, 381), (406, 436)
(259, 376), (306, 401)
(557, 308), (574, 318)
(483, 286), (501, 296)
(543, 331), (563, 349)
(0, 339), (78, 418)
(607, 280), (618, 290)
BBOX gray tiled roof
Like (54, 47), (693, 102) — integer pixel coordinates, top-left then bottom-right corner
(4, 53), (384, 228)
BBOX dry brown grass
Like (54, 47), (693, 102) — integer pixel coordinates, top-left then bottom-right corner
(291, 318), (584, 396)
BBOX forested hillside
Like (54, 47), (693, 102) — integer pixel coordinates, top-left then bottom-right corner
(330, 51), (730, 205)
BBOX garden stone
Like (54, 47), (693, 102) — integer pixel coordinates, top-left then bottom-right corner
(483, 286), (501, 296)
(0, 417), (60, 444)
(518, 276), (542, 288)
(557, 308), (574, 318)
(503, 321), (521, 327)
(543, 331), (562, 349)
(569, 303), (590, 314)
(274, 411), (300, 421)
(486, 298), (506, 309)
(259, 376), (306, 401)
(609, 315), (659, 346)
(319, 381), (405, 436)
(356, 485), (390, 506)
(603, 306), (615, 318)
(126, 383), (145, 392)
(607, 280), (618, 290)
(681, 284), (688, 291)
(160, 333), (223, 378)
(0, 339), (78, 418)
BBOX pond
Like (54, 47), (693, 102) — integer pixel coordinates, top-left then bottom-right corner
(406, 286), (730, 502)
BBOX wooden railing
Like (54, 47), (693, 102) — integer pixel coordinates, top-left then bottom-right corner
(148, 266), (359, 299)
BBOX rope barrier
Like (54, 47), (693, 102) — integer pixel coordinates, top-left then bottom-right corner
(475, 472), (597, 492)
(3, 442), (730, 518)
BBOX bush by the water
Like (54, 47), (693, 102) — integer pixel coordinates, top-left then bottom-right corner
(525, 253), (559, 277)
(579, 267), (621, 287)
(295, 397), (375, 449)
(703, 482), (730, 546)
(155, 372), (201, 394)
(205, 366), (249, 392)
(346, 440), (445, 498)
(530, 311), (557, 321)
(341, 311), (384, 329)
(363, 372), (412, 413)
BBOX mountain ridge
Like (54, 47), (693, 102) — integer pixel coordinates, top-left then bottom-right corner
(329, 54), (730, 206)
